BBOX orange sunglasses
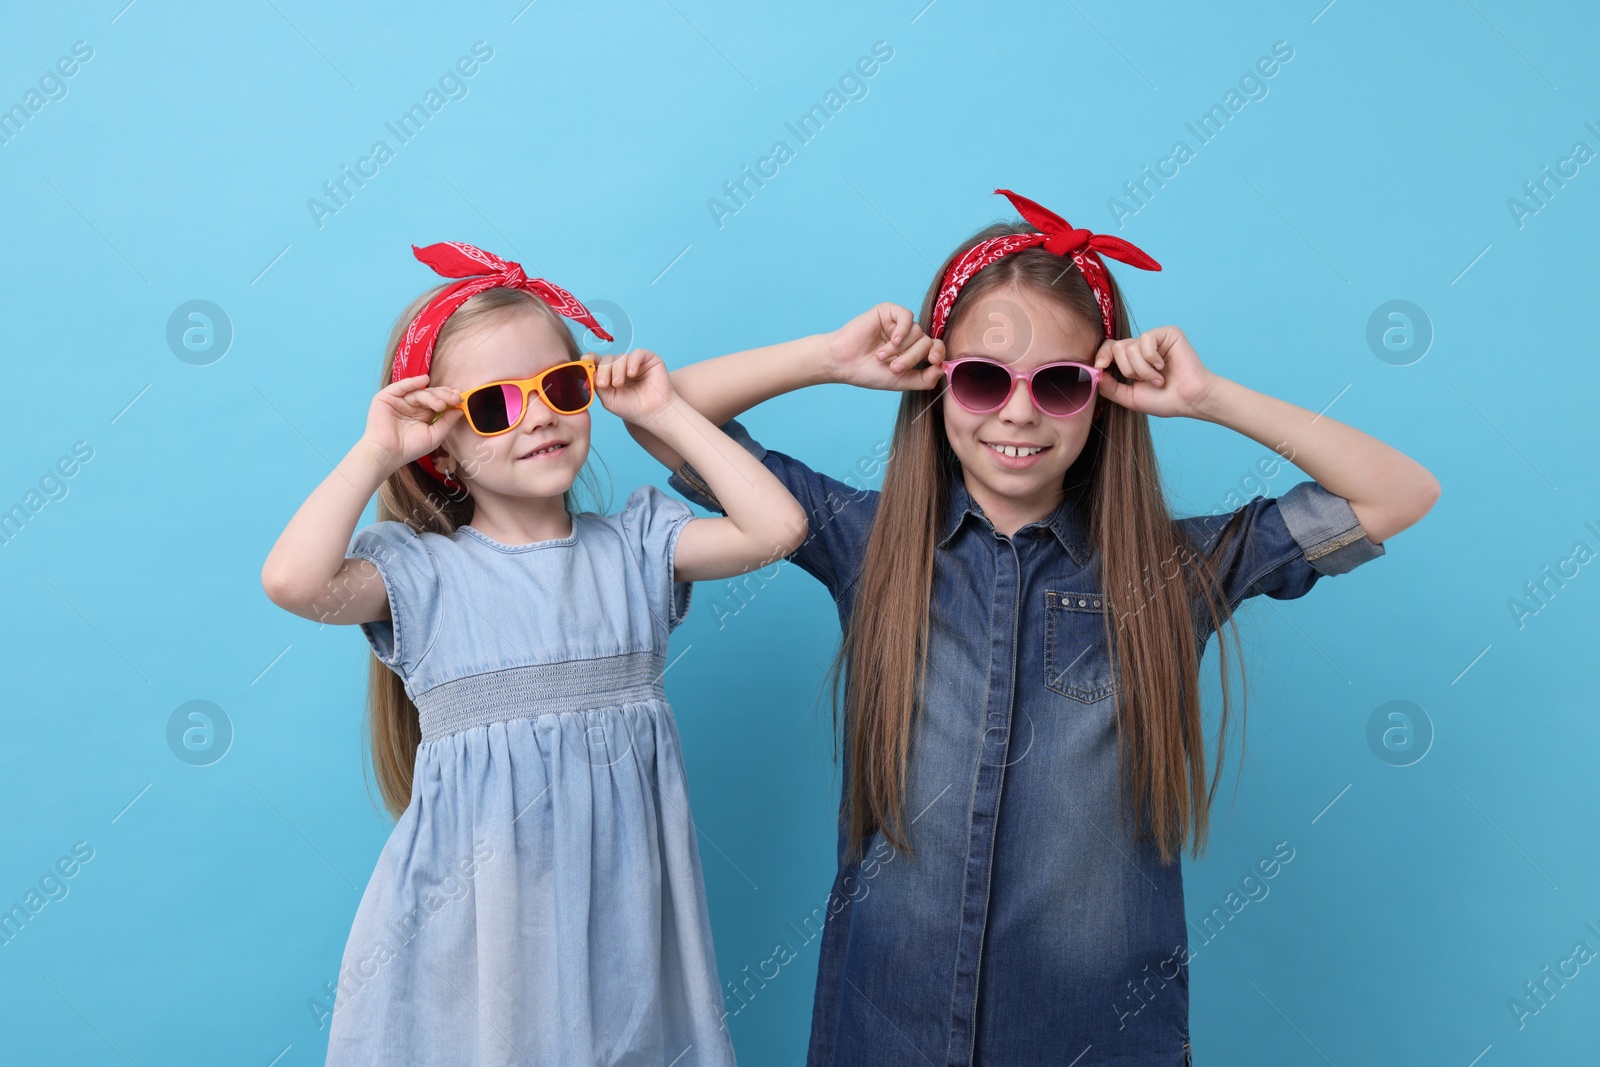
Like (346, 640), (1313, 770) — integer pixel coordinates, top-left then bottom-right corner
(431, 357), (597, 436)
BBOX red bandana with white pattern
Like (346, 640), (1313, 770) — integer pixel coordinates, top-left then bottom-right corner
(929, 189), (1162, 341)
(393, 241), (611, 490)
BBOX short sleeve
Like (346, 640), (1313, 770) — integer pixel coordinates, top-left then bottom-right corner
(666, 417), (879, 601)
(346, 520), (444, 675)
(1177, 480), (1386, 612)
(619, 484), (697, 633)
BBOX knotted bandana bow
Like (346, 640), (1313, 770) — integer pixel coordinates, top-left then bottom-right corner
(392, 241), (611, 490)
(928, 189), (1162, 341)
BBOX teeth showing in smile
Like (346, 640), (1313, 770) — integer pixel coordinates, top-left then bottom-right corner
(985, 442), (1045, 458)
(524, 443), (564, 458)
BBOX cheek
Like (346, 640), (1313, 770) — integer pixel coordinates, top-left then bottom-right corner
(563, 412), (591, 450)
(941, 402), (982, 454)
(1046, 416), (1093, 460)
(441, 420), (475, 457)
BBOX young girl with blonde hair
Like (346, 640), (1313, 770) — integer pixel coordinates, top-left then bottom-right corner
(263, 241), (926, 1065)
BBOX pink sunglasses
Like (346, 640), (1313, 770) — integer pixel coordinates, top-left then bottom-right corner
(941, 358), (1103, 418)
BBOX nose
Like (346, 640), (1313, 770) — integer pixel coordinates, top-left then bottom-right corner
(521, 390), (560, 431)
(998, 373), (1040, 424)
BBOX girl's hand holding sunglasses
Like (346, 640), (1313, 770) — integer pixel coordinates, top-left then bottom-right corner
(360, 374), (465, 473)
(1093, 324), (1218, 420)
(827, 303), (946, 392)
(591, 349), (677, 426)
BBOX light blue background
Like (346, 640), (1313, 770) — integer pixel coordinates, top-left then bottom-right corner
(1, 1), (1596, 1063)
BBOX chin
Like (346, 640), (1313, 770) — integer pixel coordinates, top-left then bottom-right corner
(522, 467), (580, 496)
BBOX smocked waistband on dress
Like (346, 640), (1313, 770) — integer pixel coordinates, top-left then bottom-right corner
(414, 650), (668, 742)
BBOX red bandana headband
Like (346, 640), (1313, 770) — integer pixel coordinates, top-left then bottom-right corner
(928, 189), (1162, 341)
(393, 241), (612, 491)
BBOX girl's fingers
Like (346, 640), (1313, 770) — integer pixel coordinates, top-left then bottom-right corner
(1094, 338), (1117, 369)
(886, 304), (910, 345)
(1097, 373), (1129, 407)
(414, 388), (453, 413)
(1139, 332), (1165, 370)
(892, 335), (933, 374)
(1136, 334), (1165, 383)
(895, 322), (926, 356)
(383, 374), (430, 397)
(1106, 339), (1158, 384)
(1123, 344), (1160, 384)
(1108, 343), (1134, 380)
(386, 391), (425, 416)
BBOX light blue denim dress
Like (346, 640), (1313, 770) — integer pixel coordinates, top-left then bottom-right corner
(324, 485), (736, 1067)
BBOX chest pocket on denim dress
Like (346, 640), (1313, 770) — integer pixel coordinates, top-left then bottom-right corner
(1044, 588), (1122, 704)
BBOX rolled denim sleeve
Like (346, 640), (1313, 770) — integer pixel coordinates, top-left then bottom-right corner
(1180, 480), (1385, 609)
(666, 417), (877, 599)
(1275, 480), (1387, 576)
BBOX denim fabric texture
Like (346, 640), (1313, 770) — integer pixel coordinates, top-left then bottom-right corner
(326, 485), (737, 1067)
(669, 419), (1384, 1067)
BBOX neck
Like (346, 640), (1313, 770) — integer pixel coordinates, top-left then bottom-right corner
(465, 490), (572, 544)
(963, 471), (1060, 539)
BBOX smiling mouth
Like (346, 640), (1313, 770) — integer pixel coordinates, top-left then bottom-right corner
(518, 442), (568, 460)
(983, 441), (1049, 458)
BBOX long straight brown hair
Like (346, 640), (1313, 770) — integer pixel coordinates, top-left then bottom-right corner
(363, 286), (609, 819)
(828, 221), (1251, 867)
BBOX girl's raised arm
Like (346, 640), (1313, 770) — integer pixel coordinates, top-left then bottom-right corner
(595, 350), (812, 584)
(1096, 325), (1440, 545)
(260, 375), (463, 624)
(624, 303), (944, 472)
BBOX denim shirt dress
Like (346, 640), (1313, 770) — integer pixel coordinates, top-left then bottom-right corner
(668, 418), (1385, 1067)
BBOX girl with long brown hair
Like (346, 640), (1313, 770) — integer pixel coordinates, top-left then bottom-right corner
(259, 241), (922, 1065)
(628, 191), (1438, 1065)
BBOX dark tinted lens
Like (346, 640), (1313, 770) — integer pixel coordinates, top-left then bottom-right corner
(949, 361), (1014, 411)
(465, 383), (522, 433)
(541, 363), (592, 414)
(1031, 364), (1094, 416)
